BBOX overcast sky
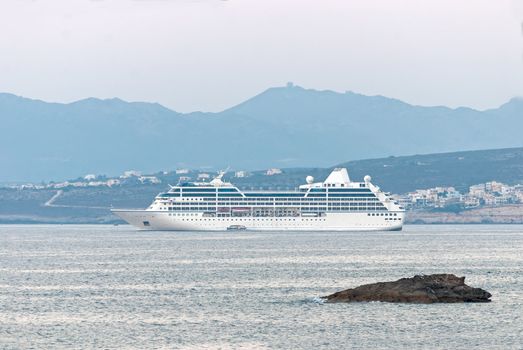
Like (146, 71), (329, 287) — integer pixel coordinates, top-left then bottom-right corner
(1, 0), (522, 112)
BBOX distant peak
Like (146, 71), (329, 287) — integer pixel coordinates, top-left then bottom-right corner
(264, 83), (305, 93)
(73, 97), (100, 103)
(71, 97), (127, 105)
(0, 92), (53, 105)
(508, 96), (523, 104)
(498, 96), (523, 110)
(0, 92), (19, 98)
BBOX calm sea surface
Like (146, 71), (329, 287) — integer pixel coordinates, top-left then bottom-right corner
(0, 225), (522, 349)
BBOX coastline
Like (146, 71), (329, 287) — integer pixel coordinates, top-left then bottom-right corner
(406, 204), (523, 224)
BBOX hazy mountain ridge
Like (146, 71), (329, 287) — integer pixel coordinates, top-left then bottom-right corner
(1, 86), (522, 182)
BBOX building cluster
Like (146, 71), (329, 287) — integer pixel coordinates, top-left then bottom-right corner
(12, 170), (162, 190)
(17, 178), (123, 190)
(177, 168), (282, 179)
(396, 181), (523, 209)
(9, 166), (288, 190)
(174, 168), (280, 181)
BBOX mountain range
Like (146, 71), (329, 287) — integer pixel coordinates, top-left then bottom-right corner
(1, 84), (522, 182)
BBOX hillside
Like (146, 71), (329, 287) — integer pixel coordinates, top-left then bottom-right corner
(1, 85), (523, 182)
(336, 147), (523, 193)
(1, 147), (523, 224)
(230, 147), (523, 193)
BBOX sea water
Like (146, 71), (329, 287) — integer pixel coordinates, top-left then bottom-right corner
(0, 225), (521, 349)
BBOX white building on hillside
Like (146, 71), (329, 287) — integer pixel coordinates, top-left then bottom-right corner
(107, 179), (121, 187)
(266, 168), (282, 176)
(139, 176), (161, 184)
(235, 171), (249, 178)
(121, 170), (141, 178)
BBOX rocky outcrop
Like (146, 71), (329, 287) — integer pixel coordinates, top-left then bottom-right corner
(324, 274), (491, 303)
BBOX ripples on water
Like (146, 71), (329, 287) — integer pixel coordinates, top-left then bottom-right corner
(0, 225), (521, 349)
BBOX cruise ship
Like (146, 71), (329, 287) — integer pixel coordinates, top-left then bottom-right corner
(112, 168), (405, 231)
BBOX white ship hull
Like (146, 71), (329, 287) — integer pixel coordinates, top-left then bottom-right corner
(112, 209), (404, 231)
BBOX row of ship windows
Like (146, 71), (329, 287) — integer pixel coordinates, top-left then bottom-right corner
(160, 200), (382, 204)
(166, 188), (372, 194)
(160, 194), (377, 198)
(368, 213), (398, 216)
(163, 217), (399, 221)
(165, 212), (397, 217)
(161, 203), (386, 207)
(160, 204), (386, 209)
(166, 214), (327, 221)
(160, 206), (386, 210)
(161, 208), (387, 212)
(159, 199), (382, 205)
(161, 197), (381, 201)
(309, 188), (370, 192)
(174, 188), (239, 193)
(162, 204), (386, 208)
(169, 197), (376, 201)
(158, 201), (384, 206)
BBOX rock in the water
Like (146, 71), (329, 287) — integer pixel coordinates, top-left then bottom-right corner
(324, 274), (491, 303)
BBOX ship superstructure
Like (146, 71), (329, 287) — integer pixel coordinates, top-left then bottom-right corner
(112, 168), (405, 231)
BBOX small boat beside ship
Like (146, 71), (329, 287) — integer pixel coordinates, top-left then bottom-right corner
(226, 225), (247, 231)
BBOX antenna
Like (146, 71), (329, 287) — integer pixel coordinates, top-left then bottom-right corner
(216, 166), (230, 180)
(210, 167), (230, 187)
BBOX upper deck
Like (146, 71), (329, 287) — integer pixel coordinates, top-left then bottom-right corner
(149, 168), (404, 213)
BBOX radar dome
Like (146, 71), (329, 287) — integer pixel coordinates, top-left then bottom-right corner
(210, 178), (224, 187)
(306, 176), (314, 184)
(364, 175), (371, 183)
